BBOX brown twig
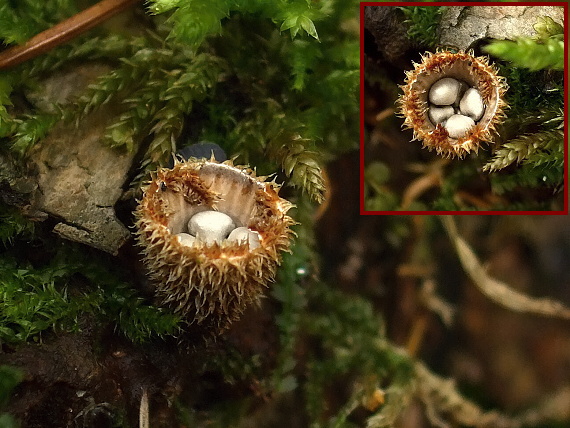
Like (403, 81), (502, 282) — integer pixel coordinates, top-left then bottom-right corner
(442, 215), (570, 320)
(405, 313), (428, 357)
(400, 159), (448, 210)
(0, 0), (140, 70)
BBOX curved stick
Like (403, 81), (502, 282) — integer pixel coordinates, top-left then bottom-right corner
(0, 0), (140, 70)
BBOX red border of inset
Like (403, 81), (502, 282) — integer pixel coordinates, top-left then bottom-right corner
(360, 2), (569, 215)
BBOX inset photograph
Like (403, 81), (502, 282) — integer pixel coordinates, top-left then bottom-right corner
(361, 3), (567, 213)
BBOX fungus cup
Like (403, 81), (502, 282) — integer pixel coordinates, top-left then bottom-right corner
(135, 158), (295, 332)
(399, 50), (508, 158)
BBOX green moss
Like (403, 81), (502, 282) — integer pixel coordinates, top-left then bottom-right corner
(0, 205), (35, 247)
(398, 5), (446, 49)
(1, 0), (357, 201)
(10, 113), (59, 157)
(0, 0), (77, 45)
(270, 197), (313, 393)
(0, 243), (180, 345)
(484, 37), (563, 71)
(481, 16), (565, 202)
(0, 365), (22, 428)
(483, 16), (564, 71)
(303, 281), (414, 425)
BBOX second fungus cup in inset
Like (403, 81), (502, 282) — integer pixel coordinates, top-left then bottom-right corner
(399, 50), (508, 158)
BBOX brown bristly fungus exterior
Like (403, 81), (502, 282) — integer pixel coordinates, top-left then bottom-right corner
(398, 50), (508, 158)
(135, 158), (295, 332)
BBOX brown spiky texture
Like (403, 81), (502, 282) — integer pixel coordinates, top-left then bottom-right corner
(135, 158), (295, 332)
(398, 50), (508, 158)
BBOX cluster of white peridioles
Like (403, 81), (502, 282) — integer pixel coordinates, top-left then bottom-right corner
(175, 210), (261, 250)
(427, 77), (485, 139)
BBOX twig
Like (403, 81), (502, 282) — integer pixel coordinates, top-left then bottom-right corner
(416, 361), (570, 427)
(441, 216), (570, 320)
(139, 387), (149, 428)
(418, 279), (455, 328)
(0, 0), (140, 70)
(401, 170), (442, 210)
(415, 360), (519, 428)
(406, 314), (428, 357)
